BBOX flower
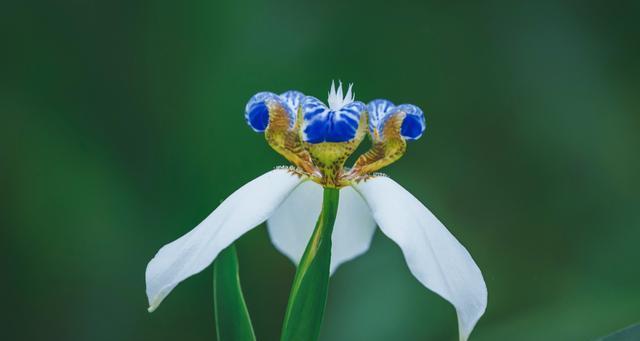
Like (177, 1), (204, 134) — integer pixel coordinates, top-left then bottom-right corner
(146, 81), (487, 341)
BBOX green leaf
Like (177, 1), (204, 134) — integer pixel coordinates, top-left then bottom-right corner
(280, 187), (340, 341)
(599, 323), (640, 341)
(213, 244), (256, 341)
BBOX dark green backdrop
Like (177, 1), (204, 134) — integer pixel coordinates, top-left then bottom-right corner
(2, 0), (639, 340)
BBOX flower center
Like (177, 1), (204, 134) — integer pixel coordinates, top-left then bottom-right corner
(245, 82), (426, 188)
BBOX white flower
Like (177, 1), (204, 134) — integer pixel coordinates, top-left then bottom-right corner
(146, 82), (487, 341)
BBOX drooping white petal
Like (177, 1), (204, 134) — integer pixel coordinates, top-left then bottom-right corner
(354, 176), (487, 341)
(145, 169), (304, 312)
(267, 181), (377, 274)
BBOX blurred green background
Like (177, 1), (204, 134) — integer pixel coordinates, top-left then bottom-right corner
(2, 0), (639, 340)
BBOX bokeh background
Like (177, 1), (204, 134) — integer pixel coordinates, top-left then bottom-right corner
(2, 0), (639, 340)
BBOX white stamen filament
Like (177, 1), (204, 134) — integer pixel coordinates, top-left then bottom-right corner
(327, 80), (354, 110)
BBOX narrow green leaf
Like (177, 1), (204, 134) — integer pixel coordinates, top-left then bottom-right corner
(280, 187), (340, 341)
(213, 244), (256, 341)
(599, 323), (640, 341)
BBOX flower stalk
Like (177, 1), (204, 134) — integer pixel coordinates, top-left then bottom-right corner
(280, 187), (340, 341)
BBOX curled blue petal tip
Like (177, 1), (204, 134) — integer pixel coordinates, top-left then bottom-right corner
(396, 104), (425, 140)
(245, 91), (299, 132)
(368, 100), (425, 141)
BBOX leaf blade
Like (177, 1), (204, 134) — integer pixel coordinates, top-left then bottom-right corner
(213, 244), (256, 341)
(599, 323), (640, 341)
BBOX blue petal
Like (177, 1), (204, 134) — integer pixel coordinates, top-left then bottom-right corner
(395, 104), (426, 140)
(302, 97), (365, 143)
(246, 101), (270, 132)
(245, 91), (299, 132)
(377, 103), (426, 140)
(245, 92), (276, 132)
(367, 99), (395, 134)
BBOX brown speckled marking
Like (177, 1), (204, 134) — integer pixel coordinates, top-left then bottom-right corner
(349, 112), (407, 176)
(264, 106), (407, 188)
(265, 103), (318, 175)
(303, 113), (369, 188)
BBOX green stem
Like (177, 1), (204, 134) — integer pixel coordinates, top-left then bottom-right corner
(280, 187), (340, 341)
(213, 244), (256, 341)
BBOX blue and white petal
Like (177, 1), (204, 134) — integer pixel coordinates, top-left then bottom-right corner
(302, 96), (366, 143)
(370, 100), (426, 140)
(245, 91), (298, 132)
(367, 99), (395, 135)
(396, 104), (426, 140)
(280, 90), (305, 115)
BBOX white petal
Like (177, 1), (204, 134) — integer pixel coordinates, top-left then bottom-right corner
(145, 169), (304, 312)
(354, 177), (487, 341)
(267, 181), (377, 274)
